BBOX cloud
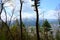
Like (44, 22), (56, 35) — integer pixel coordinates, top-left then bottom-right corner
(1, 0), (60, 22)
(22, 9), (60, 20)
(44, 10), (58, 19)
(22, 12), (36, 19)
(1, 9), (59, 21)
(4, 0), (15, 10)
(11, 10), (60, 20)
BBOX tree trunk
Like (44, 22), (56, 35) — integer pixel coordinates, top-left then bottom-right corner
(20, 0), (23, 40)
(35, 0), (40, 40)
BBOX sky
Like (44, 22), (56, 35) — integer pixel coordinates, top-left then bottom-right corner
(1, 0), (60, 21)
(40, 0), (60, 10)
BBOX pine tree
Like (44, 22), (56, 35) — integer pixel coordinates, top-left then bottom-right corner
(42, 19), (51, 40)
(42, 19), (51, 31)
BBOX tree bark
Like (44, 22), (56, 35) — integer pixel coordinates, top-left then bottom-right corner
(20, 0), (23, 40)
(34, 0), (40, 40)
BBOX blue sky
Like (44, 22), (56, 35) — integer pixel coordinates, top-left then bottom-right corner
(40, 0), (60, 10)
(1, 0), (60, 21)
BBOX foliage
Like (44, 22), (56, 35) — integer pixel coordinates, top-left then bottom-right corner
(42, 19), (52, 40)
(56, 30), (60, 40)
(42, 19), (51, 31)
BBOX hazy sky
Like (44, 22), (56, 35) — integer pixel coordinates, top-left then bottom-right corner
(1, 0), (60, 21)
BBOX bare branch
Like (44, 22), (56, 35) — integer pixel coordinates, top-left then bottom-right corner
(3, 7), (7, 23)
(9, 7), (15, 26)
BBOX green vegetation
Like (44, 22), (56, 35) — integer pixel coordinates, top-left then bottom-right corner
(0, 0), (60, 40)
(0, 19), (60, 40)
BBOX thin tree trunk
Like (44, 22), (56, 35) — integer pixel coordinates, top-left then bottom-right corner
(34, 0), (40, 40)
(20, 0), (23, 40)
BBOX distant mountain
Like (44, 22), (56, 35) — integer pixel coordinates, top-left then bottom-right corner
(23, 19), (58, 26)
(10, 18), (58, 26)
(48, 19), (58, 24)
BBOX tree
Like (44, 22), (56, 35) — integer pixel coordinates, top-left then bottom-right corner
(20, 0), (24, 40)
(42, 19), (51, 40)
(55, 4), (60, 26)
(0, 0), (11, 23)
(57, 12), (60, 25)
(15, 19), (19, 27)
(56, 30), (60, 40)
(31, 0), (40, 40)
(0, 20), (14, 40)
(55, 4), (60, 40)
(42, 19), (51, 31)
(10, 24), (21, 40)
(0, 0), (14, 40)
